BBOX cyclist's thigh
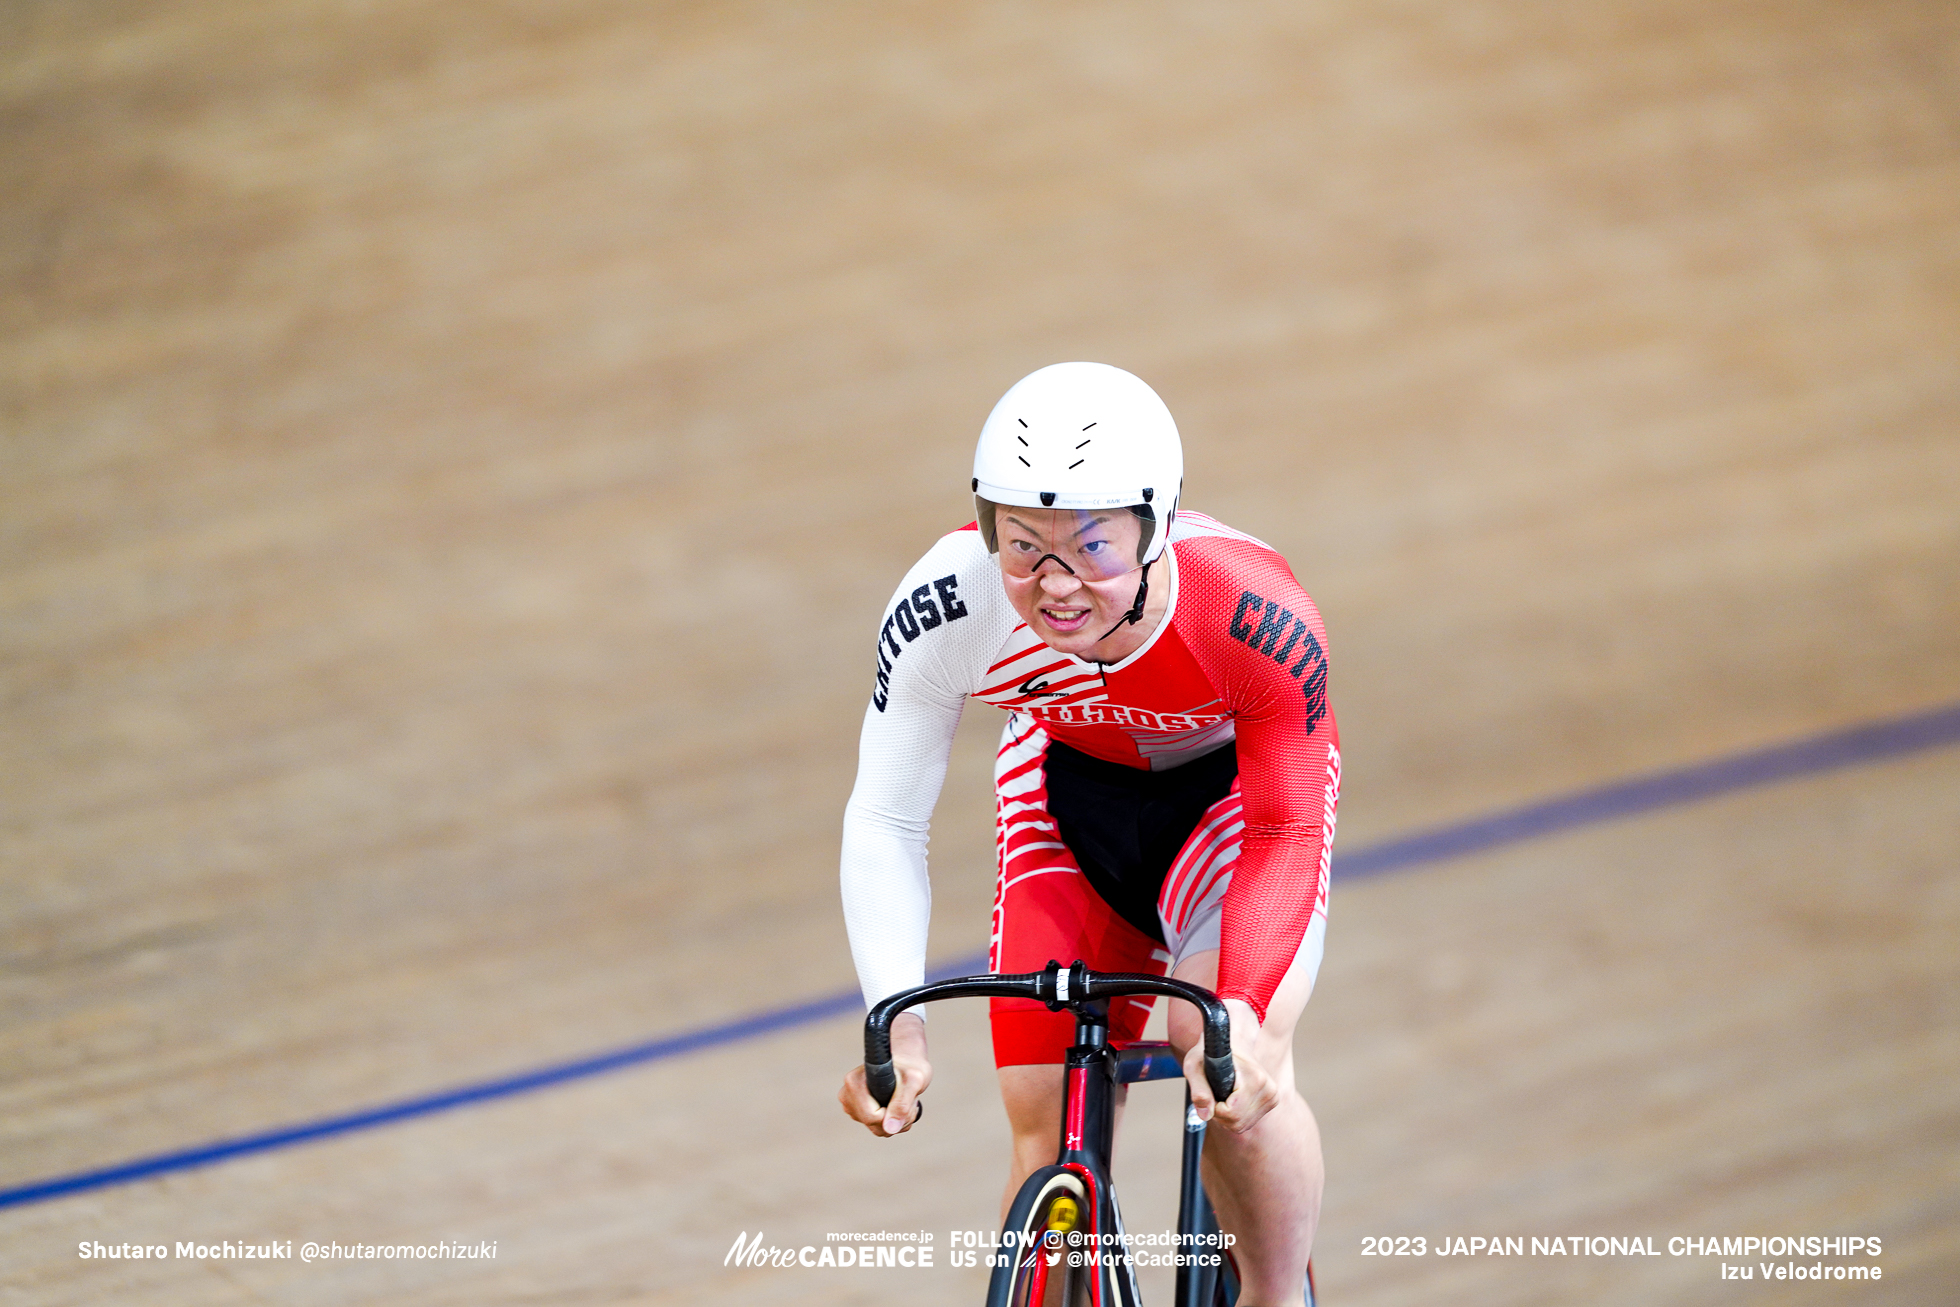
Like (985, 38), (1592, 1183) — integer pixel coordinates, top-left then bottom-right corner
(991, 715), (1167, 1067)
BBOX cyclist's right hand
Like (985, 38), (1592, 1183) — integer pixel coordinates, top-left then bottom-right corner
(840, 1011), (931, 1137)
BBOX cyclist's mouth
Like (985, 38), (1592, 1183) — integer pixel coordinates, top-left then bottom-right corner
(1040, 605), (1092, 633)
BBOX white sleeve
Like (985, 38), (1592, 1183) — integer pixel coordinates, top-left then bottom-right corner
(840, 529), (1007, 1010)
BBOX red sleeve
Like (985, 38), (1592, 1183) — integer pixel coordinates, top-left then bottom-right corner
(1176, 539), (1339, 1022)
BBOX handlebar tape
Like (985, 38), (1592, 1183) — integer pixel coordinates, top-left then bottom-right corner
(1203, 1052), (1236, 1103)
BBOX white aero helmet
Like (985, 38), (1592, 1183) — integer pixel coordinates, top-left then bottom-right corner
(972, 362), (1183, 568)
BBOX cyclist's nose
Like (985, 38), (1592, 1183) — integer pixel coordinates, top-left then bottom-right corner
(1037, 567), (1081, 597)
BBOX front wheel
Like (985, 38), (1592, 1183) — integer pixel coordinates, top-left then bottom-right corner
(987, 1165), (1094, 1307)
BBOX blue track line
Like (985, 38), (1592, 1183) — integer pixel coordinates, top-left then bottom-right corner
(1334, 700), (1960, 878)
(4, 699), (1956, 1212)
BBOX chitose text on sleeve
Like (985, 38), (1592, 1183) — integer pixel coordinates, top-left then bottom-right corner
(1179, 538), (1339, 1021)
(838, 527), (1002, 1008)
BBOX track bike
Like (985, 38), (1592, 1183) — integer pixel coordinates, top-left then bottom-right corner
(865, 959), (1317, 1306)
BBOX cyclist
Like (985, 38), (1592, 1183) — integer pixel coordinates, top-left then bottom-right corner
(837, 362), (1339, 1306)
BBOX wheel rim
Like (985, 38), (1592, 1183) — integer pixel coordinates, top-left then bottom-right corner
(1005, 1173), (1092, 1307)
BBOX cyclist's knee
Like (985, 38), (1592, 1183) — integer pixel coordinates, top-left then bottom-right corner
(1166, 949), (1312, 1075)
(998, 1063), (1065, 1137)
(1169, 1017), (1295, 1089)
(998, 1063), (1065, 1183)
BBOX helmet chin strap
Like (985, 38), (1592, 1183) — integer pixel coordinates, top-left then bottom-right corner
(1094, 557), (1153, 647)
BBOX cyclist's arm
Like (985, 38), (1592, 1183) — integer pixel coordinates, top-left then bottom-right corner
(840, 527), (1002, 1009)
(1183, 545), (1339, 1023)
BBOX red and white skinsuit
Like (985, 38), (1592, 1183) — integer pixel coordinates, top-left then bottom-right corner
(841, 511), (1338, 1064)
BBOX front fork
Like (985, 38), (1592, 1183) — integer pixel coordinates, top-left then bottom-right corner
(1173, 1086), (1225, 1307)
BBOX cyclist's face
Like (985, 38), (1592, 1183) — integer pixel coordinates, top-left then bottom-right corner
(995, 508), (1146, 653)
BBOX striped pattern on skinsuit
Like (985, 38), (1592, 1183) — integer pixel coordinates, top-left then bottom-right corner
(1148, 745), (1335, 959)
(1158, 779), (1246, 942)
(988, 713), (1162, 1033)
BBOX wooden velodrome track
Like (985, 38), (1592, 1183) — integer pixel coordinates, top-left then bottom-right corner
(4, 1), (1957, 1303)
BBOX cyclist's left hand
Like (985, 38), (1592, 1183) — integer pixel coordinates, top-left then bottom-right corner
(839, 1011), (932, 1137)
(1183, 1000), (1279, 1134)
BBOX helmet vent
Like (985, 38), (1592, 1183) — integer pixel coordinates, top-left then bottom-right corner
(1018, 418), (1028, 427)
(1081, 422), (1096, 430)
(1016, 434), (1028, 446)
(1075, 439), (1091, 449)
(1018, 456), (1031, 467)
(1068, 460), (1084, 469)
(1040, 491), (1056, 506)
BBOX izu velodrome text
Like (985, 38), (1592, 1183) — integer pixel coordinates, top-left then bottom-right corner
(1362, 1235), (1881, 1257)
